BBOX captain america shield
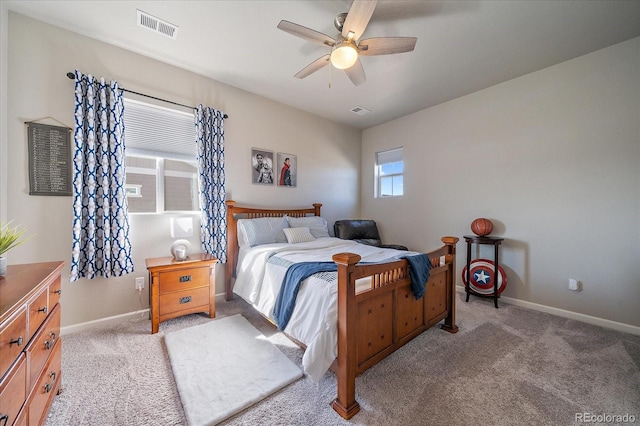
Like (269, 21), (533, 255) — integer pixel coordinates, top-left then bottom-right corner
(461, 259), (507, 295)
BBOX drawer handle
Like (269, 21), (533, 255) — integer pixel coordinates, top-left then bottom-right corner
(38, 306), (48, 314)
(54, 289), (62, 295)
(44, 332), (57, 350)
(10, 336), (23, 347)
(179, 296), (192, 304)
(0, 413), (9, 426)
(179, 275), (192, 283)
(44, 371), (57, 393)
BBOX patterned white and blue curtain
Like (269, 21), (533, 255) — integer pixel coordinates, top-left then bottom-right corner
(195, 105), (227, 263)
(70, 69), (134, 281)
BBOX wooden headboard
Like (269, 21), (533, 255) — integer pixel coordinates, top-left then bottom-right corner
(225, 200), (322, 301)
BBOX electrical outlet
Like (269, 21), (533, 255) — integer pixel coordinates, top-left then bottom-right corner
(568, 278), (579, 291)
(135, 277), (145, 291)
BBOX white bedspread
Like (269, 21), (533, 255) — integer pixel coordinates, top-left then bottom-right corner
(233, 237), (415, 381)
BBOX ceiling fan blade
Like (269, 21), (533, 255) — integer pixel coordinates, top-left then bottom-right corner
(277, 20), (335, 47)
(358, 37), (417, 56)
(294, 54), (331, 79)
(344, 58), (366, 86)
(342, 0), (377, 41)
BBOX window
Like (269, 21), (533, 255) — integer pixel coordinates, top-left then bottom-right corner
(163, 159), (199, 211)
(125, 156), (157, 213)
(376, 147), (404, 197)
(123, 99), (198, 213)
(125, 156), (199, 213)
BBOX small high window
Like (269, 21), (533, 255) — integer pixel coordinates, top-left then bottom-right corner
(375, 148), (404, 198)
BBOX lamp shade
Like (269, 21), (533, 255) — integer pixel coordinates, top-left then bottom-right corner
(330, 41), (358, 69)
(170, 216), (194, 238)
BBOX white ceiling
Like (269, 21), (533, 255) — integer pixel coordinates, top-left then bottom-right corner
(6, 0), (640, 129)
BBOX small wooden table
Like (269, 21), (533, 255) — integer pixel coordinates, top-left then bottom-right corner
(145, 253), (217, 334)
(463, 235), (504, 308)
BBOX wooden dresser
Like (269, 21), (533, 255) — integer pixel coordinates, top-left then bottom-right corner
(0, 261), (64, 426)
(145, 254), (217, 334)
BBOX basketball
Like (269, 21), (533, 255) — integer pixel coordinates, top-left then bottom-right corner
(471, 218), (493, 236)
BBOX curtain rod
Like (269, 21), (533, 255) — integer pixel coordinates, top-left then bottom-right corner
(66, 72), (228, 119)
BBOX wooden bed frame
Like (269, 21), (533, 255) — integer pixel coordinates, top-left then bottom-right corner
(225, 200), (459, 419)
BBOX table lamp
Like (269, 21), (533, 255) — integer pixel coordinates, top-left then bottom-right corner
(170, 216), (193, 261)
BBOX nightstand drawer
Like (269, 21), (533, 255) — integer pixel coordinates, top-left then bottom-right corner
(159, 286), (210, 316)
(159, 267), (211, 294)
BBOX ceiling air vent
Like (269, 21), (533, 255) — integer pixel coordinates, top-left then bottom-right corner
(137, 10), (178, 40)
(350, 106), (371, 116)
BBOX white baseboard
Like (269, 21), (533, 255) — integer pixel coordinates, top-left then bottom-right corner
(60, 309), (150, 336)
(62, 290), (640, 337)
(456, 286), (640, 336)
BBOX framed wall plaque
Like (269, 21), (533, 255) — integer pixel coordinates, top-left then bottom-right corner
(27, 122), (72, 196)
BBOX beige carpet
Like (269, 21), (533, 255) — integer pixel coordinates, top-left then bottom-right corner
(45, 293), (640, 425)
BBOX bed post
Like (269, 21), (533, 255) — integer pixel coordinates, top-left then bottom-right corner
(225, 200), (237, 301)
(331, 252), (362, 420)
(313, 203), (322, 216)
(440, 236), (459, 333)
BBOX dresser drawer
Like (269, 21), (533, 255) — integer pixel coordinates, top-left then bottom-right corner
(28, 288), (49, 339)
(0, 308), (28, 378)
(0, 353), (26, 426)
(26, 304), (60, 389)
(0, 261), (64, 426)
(159, 267), (211, 294)
(13, 407), (27, 426)
(49, 276), (62, 309)
(28, 339), (61, 426)
(159, 286), (210, 316)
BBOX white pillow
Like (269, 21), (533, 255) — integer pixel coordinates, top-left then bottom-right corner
(286, 216), (330, 238)
(237, 217), (289, 247)
(283, 227), (315, 244)
(267, 216), (289, 243)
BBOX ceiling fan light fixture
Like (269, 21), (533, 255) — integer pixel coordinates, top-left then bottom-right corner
(330, 41), (358, 69)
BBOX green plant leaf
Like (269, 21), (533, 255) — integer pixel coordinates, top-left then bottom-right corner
(0, 221), (30, 256)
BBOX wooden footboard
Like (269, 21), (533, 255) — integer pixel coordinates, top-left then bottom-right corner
(331, 236), (459, 419)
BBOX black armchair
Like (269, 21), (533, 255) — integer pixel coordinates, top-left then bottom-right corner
(333, 220), (408, 251)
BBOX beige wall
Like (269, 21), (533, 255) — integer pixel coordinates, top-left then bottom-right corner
(3, 13), (361, 328)
(362, 37), (640, 328)
(3, 10), (638, 331)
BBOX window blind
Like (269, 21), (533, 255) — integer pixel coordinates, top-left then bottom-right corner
(376, 147), (403, 165)
(123, 98), (196, 162)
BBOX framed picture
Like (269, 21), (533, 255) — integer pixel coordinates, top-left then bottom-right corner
(251, 148), (275, 185)
(277, 152), (297, 187)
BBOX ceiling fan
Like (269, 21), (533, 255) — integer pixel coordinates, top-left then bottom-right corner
(277, 0), (417, 86)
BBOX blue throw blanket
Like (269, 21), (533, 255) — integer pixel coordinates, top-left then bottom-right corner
(399, 253), (432, 299)
(272, 254), (432, 330)
(273, 262), (338, 330)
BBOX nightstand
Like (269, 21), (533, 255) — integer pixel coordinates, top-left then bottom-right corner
(145, 253), (217, 334)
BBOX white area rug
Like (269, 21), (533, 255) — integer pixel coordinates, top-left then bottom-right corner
(165, 314), (302, 426)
